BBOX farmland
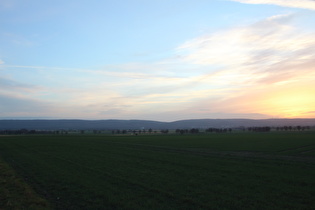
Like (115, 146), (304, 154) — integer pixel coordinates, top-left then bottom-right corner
(0, 132), (315, 209)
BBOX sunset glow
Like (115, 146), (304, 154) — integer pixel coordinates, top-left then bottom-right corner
(1, 0), (315, 121)
(264, 85), (315, 118)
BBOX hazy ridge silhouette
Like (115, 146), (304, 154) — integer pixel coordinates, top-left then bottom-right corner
(1, 119), (315, 130)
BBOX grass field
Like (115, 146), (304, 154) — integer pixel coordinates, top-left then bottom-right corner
(0, 132), (315, 209)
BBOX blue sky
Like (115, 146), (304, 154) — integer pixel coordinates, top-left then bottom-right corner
(1, 0), (315, 121)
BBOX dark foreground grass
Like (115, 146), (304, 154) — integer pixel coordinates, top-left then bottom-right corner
(0, 132), (314, 209)
(0, 155), (51, 209)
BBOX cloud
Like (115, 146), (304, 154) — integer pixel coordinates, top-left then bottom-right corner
(178, 14), (297, 65)
(230, 0), (315, 10)
(0, 0), (15, 9)
(2, 13), (315, 120)
(0, 94), (54, 117)
(0, 90), (130, 119)
(304, 111), (315, 116)
(177, 14), (315, 85)
(1, 32), (34, 47)
(184, 80), (315, 119)
(0, 77), (40, 93)
(171, 13), (315, 119)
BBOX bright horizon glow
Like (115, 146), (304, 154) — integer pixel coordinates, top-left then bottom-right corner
(1, 0), (315, 121)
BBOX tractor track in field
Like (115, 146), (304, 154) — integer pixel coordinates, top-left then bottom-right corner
(184, 149), (315, 164)
(277, 144), (315, 153)
(300, 149), (315, 154)
(107, 141), (315, 164)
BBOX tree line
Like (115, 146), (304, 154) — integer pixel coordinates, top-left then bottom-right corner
(0, 125), (313, 135)
(0, 129), (58, 135)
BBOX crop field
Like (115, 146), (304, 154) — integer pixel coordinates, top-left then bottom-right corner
(0, 132), (315, 209)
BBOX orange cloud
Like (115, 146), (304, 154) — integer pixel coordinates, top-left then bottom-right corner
(191, 79), (315, 119)
(173, 13), (315, 119)
(262, 82), (315, 118)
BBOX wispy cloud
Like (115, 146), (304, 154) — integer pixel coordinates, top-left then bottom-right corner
(229, 0), (315, 10)
(0, 93), (55, 117)
(0, 77), (40, 92)
(174, 13), (315, 118)
(177, 14), (315, 85)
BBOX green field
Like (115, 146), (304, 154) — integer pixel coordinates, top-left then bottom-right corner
(0, 132), (315, 209)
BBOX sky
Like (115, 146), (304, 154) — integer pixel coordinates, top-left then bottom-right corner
(1, 0), (315, 121)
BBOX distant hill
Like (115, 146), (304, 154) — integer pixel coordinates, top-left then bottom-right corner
(0, 118), (315, 130)
(0, 120), (164, 130)
(168, 118), (315, 129)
